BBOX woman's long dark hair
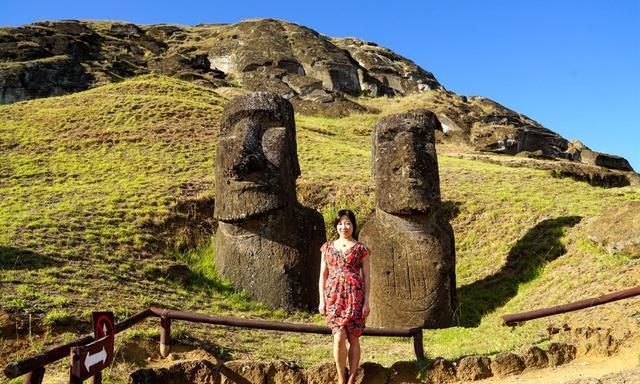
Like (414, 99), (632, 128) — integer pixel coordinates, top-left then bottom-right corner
(333, 209), (358, 240)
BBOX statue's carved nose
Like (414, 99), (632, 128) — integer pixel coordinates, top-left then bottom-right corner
(230, 152), (265, 179)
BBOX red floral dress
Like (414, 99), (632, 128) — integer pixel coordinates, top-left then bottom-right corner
(321, 241), (369, 337)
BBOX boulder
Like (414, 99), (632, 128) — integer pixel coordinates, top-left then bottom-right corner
(547, 342), (577, 366)
(570, 327), (622, 356)
(305, 362), (341, 384)
(580, 149), (634, 172)
(130, 359), (220, 384)
(109, 23), (143, 38)
(424, 358), (456, 383)
(456, 356), (492, 381)
(238, 72), (297, 99)
(565, 140), (589, 161)
(290, 94), (372, 118)
(389, 361), (421, 383)
(358, 362), (391, 384)
(332, 37), (441, 95)
(521, 346), (548, 369)
(266, 361), (306, 384)
(282, 74), (323, 95)
(221, 360), (269, 384)
(490, 352), (524, 376)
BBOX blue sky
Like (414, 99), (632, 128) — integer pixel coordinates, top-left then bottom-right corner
(2, 1), (638, 170)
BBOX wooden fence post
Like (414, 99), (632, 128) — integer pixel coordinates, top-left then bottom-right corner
(413, 329), (425, 361)
(160, 317), (171, 357)
(22, 367), (44, 384)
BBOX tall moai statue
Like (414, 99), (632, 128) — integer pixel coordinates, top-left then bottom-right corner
(359, 109), (457, 328)
(214, 92), (326, 311)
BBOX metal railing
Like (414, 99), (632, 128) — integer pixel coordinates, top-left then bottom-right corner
(501, 285), (640, 326)
(4, 307), (425, 383)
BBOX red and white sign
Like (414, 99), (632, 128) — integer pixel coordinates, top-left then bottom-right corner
(70, 312), (114, 380)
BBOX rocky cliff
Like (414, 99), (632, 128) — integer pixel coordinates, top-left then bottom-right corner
(0, 18), (634, 172)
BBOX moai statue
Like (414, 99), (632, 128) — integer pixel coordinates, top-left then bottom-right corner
(359, 109), (457, 328)
(214, 92), (326, 311)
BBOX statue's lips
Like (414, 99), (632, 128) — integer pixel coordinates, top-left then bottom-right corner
(224, 179), (276, 194)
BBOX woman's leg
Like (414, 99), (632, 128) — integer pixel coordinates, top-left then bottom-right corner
(346, 333), (361, 384)
(333, 329), (348, 384)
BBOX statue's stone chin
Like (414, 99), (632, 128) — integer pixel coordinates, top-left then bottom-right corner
(214, 181), (285, 222)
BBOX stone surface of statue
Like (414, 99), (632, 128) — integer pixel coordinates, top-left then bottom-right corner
(214, 92), (325, 311)
(360, 109), (457, 328)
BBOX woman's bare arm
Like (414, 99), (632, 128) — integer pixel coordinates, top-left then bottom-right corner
(318, 253), (328, 315)
(362, 252), (371, 319)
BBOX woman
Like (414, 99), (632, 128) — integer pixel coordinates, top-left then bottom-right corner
(319, 209), (371, 384)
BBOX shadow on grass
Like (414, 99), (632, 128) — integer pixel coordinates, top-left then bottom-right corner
(0, 246), (61, 270)
(457, 216), (582, 327)
(187, 268), (239, 297)
(168, 242), (239, 297)
(440, 200), (463, 222)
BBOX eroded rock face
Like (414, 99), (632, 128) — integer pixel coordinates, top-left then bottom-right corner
(521, 346), (549, 369)
(580, 149), (634, 172)
(130, 360), (221, 384)
(424, 358), (457, 383)
(332, 38), (440, 96)
(0, 19), (441, 108)
(456, 356), (492, 381)
(547, 342), (577, 367)
(490, 352), (524, 377)
(0, 55), (94, 104)
(2, 19), (634, 171)
(213, 93), (325, 311)
(360, 110), (456, 328)
(388, 361), (421, 383)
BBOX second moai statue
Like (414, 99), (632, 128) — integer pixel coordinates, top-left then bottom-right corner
(359, 109), (457, 328)
(214, 92), (326, 311)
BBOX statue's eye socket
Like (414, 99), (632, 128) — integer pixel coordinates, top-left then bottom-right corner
(262, 127), (287, 165)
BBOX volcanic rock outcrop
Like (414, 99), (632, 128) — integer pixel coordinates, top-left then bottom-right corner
(0, 18), (634, 171)
(213, 92), (325, 311)
(359, 109), (457, 328)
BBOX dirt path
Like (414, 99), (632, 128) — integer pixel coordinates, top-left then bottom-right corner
(473, 342), (639, 384)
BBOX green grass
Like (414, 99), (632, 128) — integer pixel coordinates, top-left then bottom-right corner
(1, 75), (639, 378)
(42, 309), (73, 327)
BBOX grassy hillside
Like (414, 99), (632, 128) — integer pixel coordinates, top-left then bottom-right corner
(1, 75), (639, 381)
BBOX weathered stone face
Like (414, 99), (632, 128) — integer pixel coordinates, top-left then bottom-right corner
(361, 108), (456, 328)
(214, 92), (300, 222)
(360, 210), (456, 328)
(372, 109), (443, 214)
(213, 92), (325, 310)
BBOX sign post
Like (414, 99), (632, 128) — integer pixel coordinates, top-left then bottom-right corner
(69, 312), (114, 383)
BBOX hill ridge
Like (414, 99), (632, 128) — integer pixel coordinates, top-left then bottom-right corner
(0, 18), (635, 171)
